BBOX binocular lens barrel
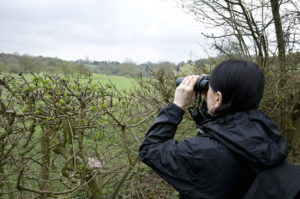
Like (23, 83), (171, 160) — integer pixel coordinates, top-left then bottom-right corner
(176, 76), (209, 92)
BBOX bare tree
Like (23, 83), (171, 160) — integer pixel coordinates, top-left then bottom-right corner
(179, 0), (299, 67)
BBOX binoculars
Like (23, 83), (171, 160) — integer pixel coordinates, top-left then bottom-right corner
(176, 75), (209, 92)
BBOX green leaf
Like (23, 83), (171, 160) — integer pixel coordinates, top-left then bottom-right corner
(59, 99), (66, 104)
(23, 87), (30, 92)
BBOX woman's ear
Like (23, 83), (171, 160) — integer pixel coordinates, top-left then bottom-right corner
(215, 91), (223, 109)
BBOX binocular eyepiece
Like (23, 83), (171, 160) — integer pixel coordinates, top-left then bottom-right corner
(176, 75), (209, 92)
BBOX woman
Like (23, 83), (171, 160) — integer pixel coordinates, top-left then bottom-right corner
(139, 60), (298, 198)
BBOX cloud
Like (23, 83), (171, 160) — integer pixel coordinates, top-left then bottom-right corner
(0, 0), (209, 63)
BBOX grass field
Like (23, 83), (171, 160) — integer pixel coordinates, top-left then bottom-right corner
(91, 73), (135, 90)
(17, 72), (136, 91)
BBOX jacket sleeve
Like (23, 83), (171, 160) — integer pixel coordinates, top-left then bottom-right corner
(139, 103), (194, 192)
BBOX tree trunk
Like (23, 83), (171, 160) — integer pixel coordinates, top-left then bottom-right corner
(85, 171), (104, 199)
(287, 116), (300, 163)
(270, 0), (291, 147)
(270, 0), (286, 75)
(40, 131), (50, 199)
(4, 173), (16, 199)
(0, 139), (3, 194)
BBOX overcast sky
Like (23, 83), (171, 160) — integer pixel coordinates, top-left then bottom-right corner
(0, 0), (211, 64)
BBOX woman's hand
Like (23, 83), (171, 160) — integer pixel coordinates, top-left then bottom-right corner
(173, 75), (199, 109)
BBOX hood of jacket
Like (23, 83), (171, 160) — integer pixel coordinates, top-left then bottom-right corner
(201, 109), (287, 167)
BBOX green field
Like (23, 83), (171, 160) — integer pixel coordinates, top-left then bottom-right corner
(91, 73), (135, 90)
(19, 72), (136, 91)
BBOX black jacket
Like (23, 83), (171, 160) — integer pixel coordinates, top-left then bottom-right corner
(139, 103), (297, 199)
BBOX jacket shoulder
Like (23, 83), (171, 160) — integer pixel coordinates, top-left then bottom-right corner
(178, 134), (231, 159)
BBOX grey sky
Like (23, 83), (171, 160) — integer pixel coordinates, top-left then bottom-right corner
(0, 0), (210, 63)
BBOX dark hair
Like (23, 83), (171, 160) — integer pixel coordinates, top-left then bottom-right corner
(209, 60), (265, 115)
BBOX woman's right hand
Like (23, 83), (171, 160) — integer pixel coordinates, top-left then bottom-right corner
(173, 75), (199, 109)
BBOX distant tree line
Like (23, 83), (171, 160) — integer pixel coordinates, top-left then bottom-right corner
(77, 59), (222, 77)
(0, 53), (91, 77)
(0, 52), (232, 78)
(94, 61), (177, 77)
